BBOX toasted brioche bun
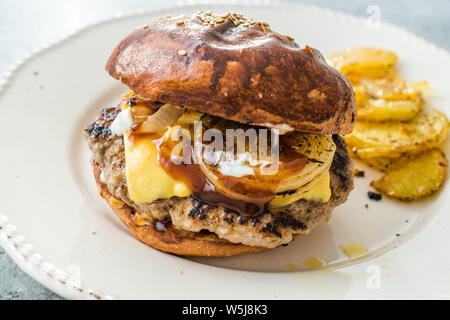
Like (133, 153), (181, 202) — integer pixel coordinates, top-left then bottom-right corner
(106, 13), (356, 134)
(93, 161), (266, 257)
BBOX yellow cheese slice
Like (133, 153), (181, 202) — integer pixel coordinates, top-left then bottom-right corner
(124, 132), (191, 203)
(269, 172), (331, 206)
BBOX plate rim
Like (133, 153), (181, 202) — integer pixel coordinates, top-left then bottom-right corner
(1, 0), (450, 300)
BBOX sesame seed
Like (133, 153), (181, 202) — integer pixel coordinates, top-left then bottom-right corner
(178, 50), (187, 56)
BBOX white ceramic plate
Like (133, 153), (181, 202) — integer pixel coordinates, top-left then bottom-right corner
(1, 1), (450, 300)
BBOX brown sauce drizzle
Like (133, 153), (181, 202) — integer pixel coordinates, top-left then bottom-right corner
(139, 129), (307, 217)
(153, 133), (265, 216)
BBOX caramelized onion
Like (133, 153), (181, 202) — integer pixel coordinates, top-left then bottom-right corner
(193, 126), (266, 202)
(194, 122), (336, 203)
(134, 104), (184, 133)
(274, 134), (335, 193)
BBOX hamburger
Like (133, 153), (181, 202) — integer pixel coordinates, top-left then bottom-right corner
(84, 11), (356, 257)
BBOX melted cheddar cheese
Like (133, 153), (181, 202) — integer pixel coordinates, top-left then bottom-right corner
(269, 172), (331, 206)
(124, 132), (190, 203)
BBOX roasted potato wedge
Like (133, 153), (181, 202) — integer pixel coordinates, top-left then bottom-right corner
(371, 149), (448, 200)
(357, 77), (420, 101)
(332, 46), (448, 201)
(346, 110), (449, 159)
(357, 99), (422, 121)
(354, 77), (424, 121)
(411, 81), (436, 97)
(362, 154), (414, 172)
(327, 47), (397, 80)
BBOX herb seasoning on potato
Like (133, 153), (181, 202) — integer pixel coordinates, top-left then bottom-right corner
(329, 47), (449, 201)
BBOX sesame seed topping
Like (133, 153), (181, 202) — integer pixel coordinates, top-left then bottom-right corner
(194, 11), (269, 28)
(178, 50), (187, 56)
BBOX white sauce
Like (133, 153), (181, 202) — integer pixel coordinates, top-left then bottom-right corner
(256, 122), (294, 134)
(99, 170), (107, 183)
(110, 108), (132, 136)
(217, 152), (255, 177)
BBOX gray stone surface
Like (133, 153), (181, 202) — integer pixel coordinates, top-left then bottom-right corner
(0, 248), (61, 300)
(0, 0), (448, 300)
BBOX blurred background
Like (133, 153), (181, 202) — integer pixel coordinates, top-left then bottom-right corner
(0, 0), (448, 300)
